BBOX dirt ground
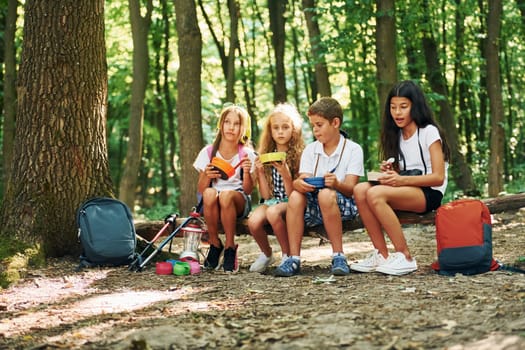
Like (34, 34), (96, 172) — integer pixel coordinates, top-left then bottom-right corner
(1, 210), (524, 350)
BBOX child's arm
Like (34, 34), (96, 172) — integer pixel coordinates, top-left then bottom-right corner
(241, 155), (255, 195)
(255, 156), (272, 199)
(273, 161), (294, 197)
(379, 140), (445, 188)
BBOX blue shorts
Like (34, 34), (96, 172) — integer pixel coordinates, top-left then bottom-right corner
(303, 191), (358, 228)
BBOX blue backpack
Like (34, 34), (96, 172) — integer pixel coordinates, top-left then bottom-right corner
(76, 197), (137, 270)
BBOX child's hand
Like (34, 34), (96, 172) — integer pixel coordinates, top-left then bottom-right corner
(205, 164), (221, 179)
(241, 156), (252, 174)
(378, 170), (402, 187)
(296, 177), (315, 193)
(380, 157), (395, 172)
(323, 172), (338, 188)
(272, 160), (290, 177)
(254, 156), (264, 173)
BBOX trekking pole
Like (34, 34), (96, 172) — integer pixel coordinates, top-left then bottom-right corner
(128, 214), (177, 271)
(134, 215), (194, 271)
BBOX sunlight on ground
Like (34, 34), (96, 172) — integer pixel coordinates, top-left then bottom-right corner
(0, 287), (222, 338)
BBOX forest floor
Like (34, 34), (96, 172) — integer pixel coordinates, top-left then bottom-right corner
(0, 210), (524, 350)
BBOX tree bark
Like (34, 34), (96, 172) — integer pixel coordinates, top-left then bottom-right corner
(1, 0), (18, 195)
(421, 0), (478, 195)
(302, 0), (331, 98)
(375, 0), (397, 110)
(0, 0), (113, 256)
(269, 0), (287, 103)
(486, 0), (505, 197)
(226, 0), (239, 102)
(175, 0), (203, 215)
(119, 0), (153, 211)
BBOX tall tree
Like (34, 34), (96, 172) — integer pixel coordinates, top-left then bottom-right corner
(269, 0), (287, 102)
(0, 0), (112, 257)
(119, 0), (153, 211)
(421, 0), (477, 195)
(486, 0), (505, 196)
(226, 0), (240, 101)
(1, 0), (17, 196)
(162, 0), (178, 192)
(175, 0), (203, 214)
(375, 0), (397, 113)
(302, 0), (331, 98)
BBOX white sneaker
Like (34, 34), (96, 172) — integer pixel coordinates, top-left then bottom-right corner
(375, 252), (417, 275)
(349, 249), (387, 273)
(249, 253), (274, 273)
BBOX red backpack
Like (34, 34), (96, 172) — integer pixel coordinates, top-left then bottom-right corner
(431, 199), (500, 276)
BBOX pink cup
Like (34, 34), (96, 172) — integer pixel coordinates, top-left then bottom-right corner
(181, 257), (201, 275)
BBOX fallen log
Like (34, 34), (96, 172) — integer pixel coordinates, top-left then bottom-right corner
(134, 192), (525, 241)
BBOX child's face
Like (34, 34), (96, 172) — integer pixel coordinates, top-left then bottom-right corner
(390, 97), (413, 128)
(308, 114), (339, 144)
(221, 112), (242, 142)
(270, 113), (294, 149)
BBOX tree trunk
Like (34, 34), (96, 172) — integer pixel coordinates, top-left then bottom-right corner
(225, 0), (239, 102)
(1, 0), (17, 196)
(269, 0), (287, 103)
(375, 0), (397, 109)
(421, 0), (478, 195)
(162, 0), (178, 192)
(486, 0), (505, 196)
(0, 0), (113, 257)
(119, 0), (152, 211)
(302, 0), (331, 97)
(175, 0), (203, 215)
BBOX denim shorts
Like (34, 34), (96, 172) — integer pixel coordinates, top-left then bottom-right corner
(239, 191), (252, 219)
(303, 191), (358, 228)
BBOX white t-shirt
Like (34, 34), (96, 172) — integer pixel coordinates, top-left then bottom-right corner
(300, 134), (364, 180)
(193, 145), (256, 192)
(398, 125), (448, 194)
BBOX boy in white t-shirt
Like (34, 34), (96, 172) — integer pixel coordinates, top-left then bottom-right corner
(274, 97), (364, 277)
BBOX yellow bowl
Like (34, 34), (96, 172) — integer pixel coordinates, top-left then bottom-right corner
(259, 152), (286, 164)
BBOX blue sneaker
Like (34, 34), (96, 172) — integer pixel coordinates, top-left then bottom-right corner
(331, 254), (350, 276)
(274, 257), (300, 277)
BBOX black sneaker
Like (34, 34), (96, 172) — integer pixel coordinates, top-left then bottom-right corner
(223, 245), (239, 272)
(204, 240), (224, 270)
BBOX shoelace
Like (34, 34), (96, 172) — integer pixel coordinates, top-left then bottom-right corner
(281, 258), (297, 272)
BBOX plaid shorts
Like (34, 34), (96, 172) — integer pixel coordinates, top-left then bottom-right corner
(303, 191), (358, 228)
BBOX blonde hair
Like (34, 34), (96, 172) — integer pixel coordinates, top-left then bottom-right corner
(210, 104), (252, 156)
(258, 103), (305, 193)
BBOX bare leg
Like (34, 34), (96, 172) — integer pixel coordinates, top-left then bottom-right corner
(317, 189), (344, 253)
(365, 186), (425, 260)
(202, 188), (221, 247)
(247, 205), (272, 257)
(353, 182), (388, 258)
(267, 202), (289, 256)
(218, 190), (245, 249)
(286, 191), (307, 256)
